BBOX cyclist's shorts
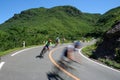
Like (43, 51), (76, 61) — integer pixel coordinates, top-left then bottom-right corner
(45, 45), (49, 49)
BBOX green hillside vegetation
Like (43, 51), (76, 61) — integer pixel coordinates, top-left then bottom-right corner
(0, 6), (100, 52)
(95, 6), (120, 35)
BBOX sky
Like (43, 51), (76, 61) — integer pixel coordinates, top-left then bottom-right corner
(0, 0), (120, 24)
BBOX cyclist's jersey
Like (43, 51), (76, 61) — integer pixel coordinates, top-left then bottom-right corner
(45, 41), (52, 47)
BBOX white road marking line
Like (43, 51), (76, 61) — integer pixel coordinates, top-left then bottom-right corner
(0, 62), (5, 70)
(79, 48), (120, 73)
(11, 48), (31, 56)
(11, 47), (39, 56)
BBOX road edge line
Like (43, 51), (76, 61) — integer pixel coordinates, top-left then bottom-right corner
(80, 47), (120, 73)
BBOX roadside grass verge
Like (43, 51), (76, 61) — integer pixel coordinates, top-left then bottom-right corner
(82, 44), (120, 70)
(0, 47), (24, 56)
(98, 58), (120, 69)
(82, 44), (96, 57)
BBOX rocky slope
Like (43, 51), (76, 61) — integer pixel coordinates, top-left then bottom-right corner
(95, 20), (120, 59)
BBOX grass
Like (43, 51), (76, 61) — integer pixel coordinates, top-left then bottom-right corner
(82, 44), (120, 69)
(0, 47), (23, 56)
(82, 44), (96, 57)
(98, 58), (120, 69)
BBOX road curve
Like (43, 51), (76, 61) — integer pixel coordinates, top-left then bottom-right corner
(0, 42), (120, 80)
(49, 42), (120, 80)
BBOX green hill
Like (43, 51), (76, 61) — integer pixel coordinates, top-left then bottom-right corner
(0, 6), (100, 52)
(95, 6), (120, 36)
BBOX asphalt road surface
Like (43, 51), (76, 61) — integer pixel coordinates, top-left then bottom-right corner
(0, 42), (120, 80)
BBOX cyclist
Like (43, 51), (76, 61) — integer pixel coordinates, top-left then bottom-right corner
(74, 41), (81, 50)
(37, 39), (52, 58)
(73, 41), (81, 63)
(62, 37), (65, 44)
(60, 41), (81, 64)
(61, 45), (74, 62)
(57, 45), (74, 70)
(55, 37), (60, 47)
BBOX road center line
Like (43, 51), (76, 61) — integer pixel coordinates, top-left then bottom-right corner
(0, 62), (5, 70)
(49, 47), (80, 80)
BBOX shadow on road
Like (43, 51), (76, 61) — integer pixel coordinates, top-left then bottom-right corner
(47, 72), (64, 80)
(46, 60), (77, 80)
(35, 55), (44, 59)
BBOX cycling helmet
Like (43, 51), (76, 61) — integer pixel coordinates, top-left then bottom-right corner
(74, 41), (81, 48)
(67, 45), (74, 49)
(48, 39), (52, 42)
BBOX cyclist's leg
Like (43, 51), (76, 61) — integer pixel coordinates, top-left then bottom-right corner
(40, 46), (48, 57)
(43, 47), (47, 54)
(40, 46), (46, 56)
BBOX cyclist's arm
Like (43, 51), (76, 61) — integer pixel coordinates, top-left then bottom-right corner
(43, 41), (48, 46)
(49, 42), (54, 47)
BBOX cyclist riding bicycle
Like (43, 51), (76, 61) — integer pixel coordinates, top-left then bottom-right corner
(60, 41), (81, 64)
(37, 39), (52, 58)
(55, 37), (60, 47)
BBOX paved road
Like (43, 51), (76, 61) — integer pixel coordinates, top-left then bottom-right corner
(0, 42), (120, 80)
(0, 46), (55, 80)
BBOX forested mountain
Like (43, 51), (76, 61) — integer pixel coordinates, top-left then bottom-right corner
(0, 6), (100, 51)
(94, 6), (120, 36)
(0, 5), (120, 53)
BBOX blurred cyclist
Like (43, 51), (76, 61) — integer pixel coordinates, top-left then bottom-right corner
(62, 37), (65, 44)
(61, 45), (74, 63)
(55, 37), (60, 47)
(73, 41), (81, 63)
(74, 41), (81, 50)
(60, 41), (81, 64)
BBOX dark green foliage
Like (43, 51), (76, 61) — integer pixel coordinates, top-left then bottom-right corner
(96, 6), (120, 34)
(115, 48), (120, 63)
(0, 6), (100, 52)
(1, 5), (120, 53)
